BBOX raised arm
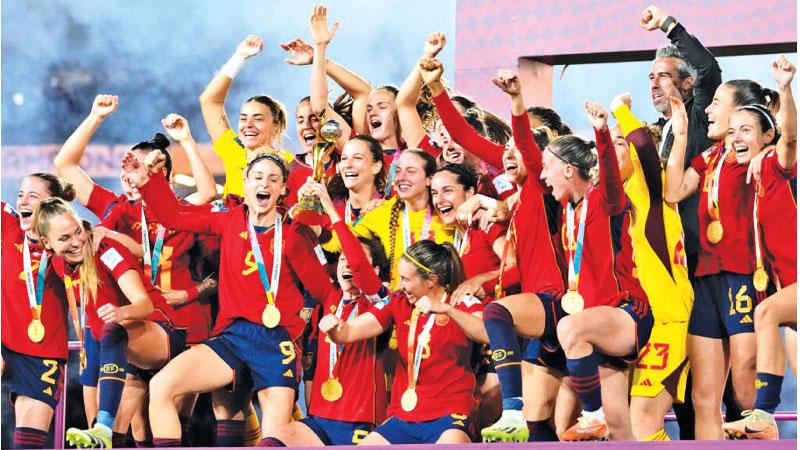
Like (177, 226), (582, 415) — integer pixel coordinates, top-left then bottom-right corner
(397, 32), (447, 148)
(774, 55), (797, 169)
(161, 114), (216, 205)
(199, 35), (263, 143)
(421, 58), (505, 168)
(610, 94), (663, 200)
(124, 152), (223, 236)
(492, 70), (542, 175)
(585, 102), (626, 215)
(641, 5), (721, 111)
(53, 94), (118, 205)
(663, 97), (700, 203)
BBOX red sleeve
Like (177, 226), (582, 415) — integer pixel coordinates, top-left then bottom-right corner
(689, 152), (708, 175)
(766, 151), (797, 179)
(511, 113), (542, 176)
(416, 135), (442, 159)
(332, 220), (383, 296)
(486, 222), (507, 245)
(596, 127), (627, 216)
(365, 292), (398, 327)
(432, 92), (505, 168)
(2, 202), (20, 238)
(481, 265), (521, 296)
(86, 184), (121, 220)
(97, 239), (139, 279)
(139, 172), (229, 236)
(286, 226), (338, 304)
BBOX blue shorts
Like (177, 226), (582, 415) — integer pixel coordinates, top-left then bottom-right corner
(1, 346), (64, 409)
(601, 296), (654, 370)
(79, 326), (100, 387)
(204, 319), (301, 392)
(302, 337), (318, 382)
(373, 414), (474, 444)
(689, 272), (757, 339)
(129, 322), (187, 382)
(300, 415), (374, 445)
(525, 291), (568, 373)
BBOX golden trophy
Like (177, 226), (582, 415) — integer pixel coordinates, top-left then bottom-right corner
(290, 119), (342, 226)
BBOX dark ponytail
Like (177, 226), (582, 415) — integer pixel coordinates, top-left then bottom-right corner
(133, 132), (173, 179)
(29, 173), (76, 202)
(724, 79), (781, 113)
(547, 135), (598, 181)
(402, 240), (466, 293)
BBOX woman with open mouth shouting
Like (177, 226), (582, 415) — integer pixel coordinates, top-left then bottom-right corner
(721, 55), (797, 441)
(423, 61), (567, 443)
(262, 176), (391, 446)
(664, 75), (781, 440)
(33, 197), (185, 449)
(2, 174), (75, 449)
(320, 239), (487, 444)
(127, 150), (346, 446)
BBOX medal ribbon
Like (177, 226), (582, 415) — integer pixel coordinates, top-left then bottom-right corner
(23, 237), (49, 322)
(566, 190), (590, 290)
(141, 207), (166, 285)
(328, 298), (360, 379)
(63, 275), (87, 367)
(384, 150), (402, 198)
(454, 228), (470, 257)
(753, 192), (765, 271)
(406, 301), (438, 391)
(247, 213), (283, 308)
(707, 146), (728, 222)
(344, 201), (364, 226)
(402, 207), (433, 251)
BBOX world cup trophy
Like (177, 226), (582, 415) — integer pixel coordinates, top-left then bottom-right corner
(290, 119), (342, 226)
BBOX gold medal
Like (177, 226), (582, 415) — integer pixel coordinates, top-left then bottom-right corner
(262, 304), (281, 328)
(27, 319), (45, 343)
(389, 328), (398, 350)
(321, 377), (343, 402)
(79, 348), (87, 370)
(435, 313), (449, 327)
(753, 267), (769, 292)
(707, 220), (723, 244)
(561, 290), (584, 315)
(401, 387), (418, 412)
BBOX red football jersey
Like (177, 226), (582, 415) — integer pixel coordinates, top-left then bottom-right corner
(60, 238), (176, 341)
(561, 128), (647, 308)
(756, 150), (797, 286)
(690, 142), (757, 277)
(460, 223), (505, 279)
(367, 291), (483, 422)
(1, 203), (70, 359)
(87, 184), (212, 343)
(139, 172), (339, 341)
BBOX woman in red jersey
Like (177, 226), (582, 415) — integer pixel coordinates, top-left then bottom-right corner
(664, 76), (780, 440)
(1, 175), (75, 449)
(431, 162), (518, 431)
(264, 179), (392, 446)
(721, 55), (797, 440)
(33, 198), (185, 449)
(423, 62), (567, 443)
(54, 95), (217, 446)
(321, 239), (486, 444)
(541, 102), (653, 441)
(128, 151), (344, 446)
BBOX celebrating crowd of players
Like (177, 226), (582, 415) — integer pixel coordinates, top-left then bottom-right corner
(2, 3), (797, 448)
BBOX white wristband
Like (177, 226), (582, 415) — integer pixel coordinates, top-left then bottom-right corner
(220, 54), (246, 79)
(477, 194), (498, 210)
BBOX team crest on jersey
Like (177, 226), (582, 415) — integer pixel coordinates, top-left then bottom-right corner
(100, 247), (124, 270)
(299, 307), (314, 322)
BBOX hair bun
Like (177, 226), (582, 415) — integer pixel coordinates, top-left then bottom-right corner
(153, 132), (170, 149)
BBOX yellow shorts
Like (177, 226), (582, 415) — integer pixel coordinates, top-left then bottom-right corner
(630, 321), (689, 403)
